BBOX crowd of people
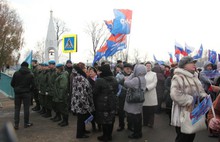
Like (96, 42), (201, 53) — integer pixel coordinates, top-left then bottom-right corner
(10, 57), (220, 142)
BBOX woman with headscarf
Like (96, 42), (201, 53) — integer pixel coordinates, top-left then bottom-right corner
(124, 64), (147, 139)
(93, 64), (118, 142)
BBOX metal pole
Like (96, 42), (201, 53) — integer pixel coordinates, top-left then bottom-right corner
(69, 53), (71, 61)
(125, 35), (130, 62)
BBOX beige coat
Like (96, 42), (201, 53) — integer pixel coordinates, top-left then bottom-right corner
(170, 68), (207, 127)
(143, 71), (158, 106)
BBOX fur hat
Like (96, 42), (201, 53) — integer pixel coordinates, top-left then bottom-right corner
(178, 56), (197, 68)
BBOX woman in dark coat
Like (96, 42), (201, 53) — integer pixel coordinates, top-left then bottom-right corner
(93, 64), (119, 142)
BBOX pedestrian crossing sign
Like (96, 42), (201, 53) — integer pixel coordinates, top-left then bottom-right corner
(62, 34), (77, 53)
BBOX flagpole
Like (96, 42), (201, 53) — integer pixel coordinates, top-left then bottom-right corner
(125, 34), (130, 62)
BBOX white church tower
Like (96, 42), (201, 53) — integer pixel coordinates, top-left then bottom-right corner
(45, 10), (58, 63)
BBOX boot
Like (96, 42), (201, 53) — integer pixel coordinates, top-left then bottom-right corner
(53, 113), (62, 122)
(38, 107), (46, 114)
(58, 115), (65, 125)
(92, 122), (97, 132)
(50, 112), (58, 121)
(32, 104), (41, 111)
(59, 115), (69, 127)
(42, 109), (52, 118)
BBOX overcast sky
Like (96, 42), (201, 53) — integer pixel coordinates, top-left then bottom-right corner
(9, 0), (220, 63)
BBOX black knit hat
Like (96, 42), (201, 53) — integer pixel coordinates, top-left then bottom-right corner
(99, 64), (113, 77)
(21, 61), (29, 67)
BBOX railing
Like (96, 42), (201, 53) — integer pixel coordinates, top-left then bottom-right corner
(0, 73), (14, 99)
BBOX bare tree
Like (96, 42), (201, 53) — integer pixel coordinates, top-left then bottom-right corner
(84, 21), (109, 58)
(0, 0), (24, 67)
(53, 18), (70, 60)
(142, 53), (148, 63)
(132, 48), (142, 64)
(54, 18), (70, 47)
(33, 40), (45, 63)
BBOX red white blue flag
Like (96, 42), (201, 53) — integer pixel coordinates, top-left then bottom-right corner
(175, 42), (188, 56)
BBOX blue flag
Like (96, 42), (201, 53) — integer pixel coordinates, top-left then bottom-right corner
(191, 95), (212, 125)
(193, 44), (203, 59)
(105, 40), (127, 58)
(24, 50), (33, 69)
(208, 50), (217, 64)
(110, 9), (132, 35)
(175, 54), (180, 63)
(153, 55), (164, 65)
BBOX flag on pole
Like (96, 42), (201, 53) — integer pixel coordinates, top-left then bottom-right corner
(208, 50), (217, 64)
(24, 50), (33, 69)
(106, 9), (132, 35)
(104, 34), (127, 58)
(193, 44), (203, 59)
(168, 52), (173, 64)
(185, 43), (195, 55)
(175, 54), (180, 63)
(111, 9), (132, 35)
(191, 95), (212, 125)
(153, 55), (164, 65)
(175, 41), (188, 56)
(92, 44), (108, 65)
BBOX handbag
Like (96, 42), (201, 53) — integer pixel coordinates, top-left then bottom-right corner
(180, 76), (207, 134)
(126, 76), (145, 103)
(180, 110), (207, 134)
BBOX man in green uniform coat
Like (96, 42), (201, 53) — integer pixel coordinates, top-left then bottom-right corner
(42, 60), (57, 118)
(38, 63), (49, 115)
(31, 59), (41, 111)
(53, 64), (69, 127)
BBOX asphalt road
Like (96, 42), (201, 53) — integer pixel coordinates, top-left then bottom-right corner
(0, 93), (218, 142)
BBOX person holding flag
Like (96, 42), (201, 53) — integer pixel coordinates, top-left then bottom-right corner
(170, 56), (208, 142)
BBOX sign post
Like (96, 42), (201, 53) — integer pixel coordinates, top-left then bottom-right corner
(62, 34), (77, 60)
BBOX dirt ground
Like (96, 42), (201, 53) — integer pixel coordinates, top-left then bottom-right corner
(0, 93), (218, 142)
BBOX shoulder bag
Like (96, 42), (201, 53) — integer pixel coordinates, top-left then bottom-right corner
(126, 76), (145, 103)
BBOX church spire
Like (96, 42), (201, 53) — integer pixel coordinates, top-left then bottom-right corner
(45, 10), (58, 63)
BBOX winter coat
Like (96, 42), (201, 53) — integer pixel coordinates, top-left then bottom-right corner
(47, 68), (58, 96)
(38, 70), (49, 95)
(71, 68), (95, 114)
(93, 76), (118, 124)
(11, 66), (34, 94)
(153, 64), (165, 99)
(53, 71), (69, 103)
(124, 64), (147, 114)
(170, 68), (207, 127)
(143, 71), (158, 106)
